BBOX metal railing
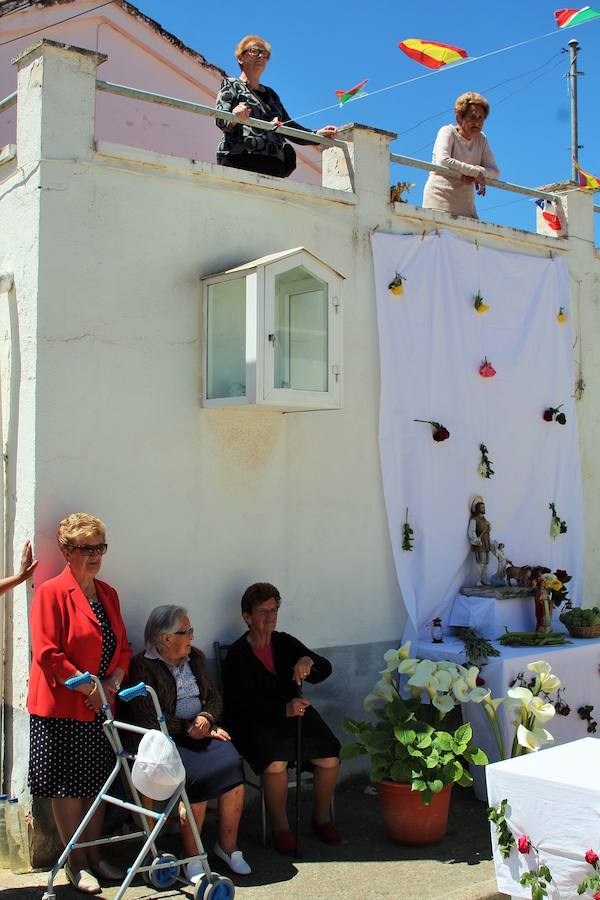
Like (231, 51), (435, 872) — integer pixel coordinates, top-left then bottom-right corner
(95, 80), (355, 189)
(0, 92), (16, 115)
(390, 152), (561, 204)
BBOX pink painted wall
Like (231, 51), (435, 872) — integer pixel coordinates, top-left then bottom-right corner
(0, 1), (321, 182)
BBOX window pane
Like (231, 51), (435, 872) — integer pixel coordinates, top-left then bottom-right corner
(274, 266), (328, 392)
(207, 279), (246, 399)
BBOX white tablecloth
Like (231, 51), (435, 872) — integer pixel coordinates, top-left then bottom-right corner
(448, 592), (539, 637)
(414, 636), (600, 799)
(486, 738), (600, 899)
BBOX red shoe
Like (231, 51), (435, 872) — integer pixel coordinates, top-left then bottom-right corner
(312, 819), (341, 844)
(273, 830), (297, 854)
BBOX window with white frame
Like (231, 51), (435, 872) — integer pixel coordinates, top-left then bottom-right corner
(201, 248), (343, 411)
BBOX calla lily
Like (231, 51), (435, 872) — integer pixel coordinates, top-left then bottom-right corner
(406, 659), (438, 690)
(527, 661), (551, 676)
(539, 673), (561, 692)
(452, 678), (471, 702)
(507, 686), (534, 704)
(432, 694), (455, 715)
(483, 695), (505, 712)
(517, 723), (554, 752)
(381, 642), (413, 673)
(464, 667), (481, 689)
(431, 669), (453, 692)
(380, 670), (393, 684)
(397, 658), (419, 676)
(398, 641), (412, 660)
(527, 696), (556, 723)
(364, 679), (397, 710)
(468, 687), (491, 704)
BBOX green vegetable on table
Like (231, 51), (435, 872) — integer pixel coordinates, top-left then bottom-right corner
(455, 627), (500, 665)
(496, 631), (572, 647)
(559, 606), (600, 628)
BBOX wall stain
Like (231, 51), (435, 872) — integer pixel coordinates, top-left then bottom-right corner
(202, 407), (284, 472)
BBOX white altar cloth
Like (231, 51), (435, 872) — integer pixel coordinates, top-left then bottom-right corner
(486, 738), (600, 899)
(448, 592), (538, 637)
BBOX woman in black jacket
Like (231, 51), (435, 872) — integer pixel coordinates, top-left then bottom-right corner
(215, 34), (336, 178)
(223, 583), (340, 854)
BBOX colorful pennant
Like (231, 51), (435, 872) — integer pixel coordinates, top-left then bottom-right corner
(554, 6), (600, 28)
(335, 79), (368, 106)
(398, 39), (468, 69)
(573, 158), (600, 190)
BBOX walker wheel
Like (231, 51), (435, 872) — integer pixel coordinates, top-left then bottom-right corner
(195, 875), (235, 900)
(145, 853), (180, 888)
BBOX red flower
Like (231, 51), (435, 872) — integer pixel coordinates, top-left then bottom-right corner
(585, 849), (599, 867)
(517, 835), (531, 854)
(555, 569), (569, 583)
(476, 675), (486, 686)
(592, 893), (600, 900)
(543, 408), (554, 422)
(479, 358), (496, 378)
(433, 427), (450, 442)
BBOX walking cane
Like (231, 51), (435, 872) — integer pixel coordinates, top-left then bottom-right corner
(294, 681), (303, 858)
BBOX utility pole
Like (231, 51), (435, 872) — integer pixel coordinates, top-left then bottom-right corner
(567, 38), (582, 182)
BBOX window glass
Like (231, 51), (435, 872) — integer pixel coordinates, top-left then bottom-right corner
(207, 278), (246, 399)
(274, 266), (328, 392)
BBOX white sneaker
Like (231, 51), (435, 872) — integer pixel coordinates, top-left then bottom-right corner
(184, 858), (205, 885)
(213, 842), (252, 875)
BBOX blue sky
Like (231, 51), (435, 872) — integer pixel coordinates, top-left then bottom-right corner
(140, 0), (599, 233)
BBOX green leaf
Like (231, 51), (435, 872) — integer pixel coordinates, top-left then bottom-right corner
(454, 723), (473, 744)
(394, 728), (417, 746)
(464, 746), (488, 765)
(428, 779), (444, 793)
(390, 761), (411, 783)
(434, 732), (453, 751)
(457, 770), (473, 787)
(416, 732), (433, 749)
(412, 779), (427, 792)
(424, 751), (440, 769)
(451, 739), (467, 755)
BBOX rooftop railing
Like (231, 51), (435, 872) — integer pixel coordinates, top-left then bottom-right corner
(2, 82), (599, 219)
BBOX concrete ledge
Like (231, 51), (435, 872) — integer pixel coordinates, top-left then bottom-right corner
(392, 201), (572, 254)
(94, 140), (358, 205)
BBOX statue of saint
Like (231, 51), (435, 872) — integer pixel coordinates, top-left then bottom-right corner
(467, 495), (492, 585)
(490, 542), (508, 586)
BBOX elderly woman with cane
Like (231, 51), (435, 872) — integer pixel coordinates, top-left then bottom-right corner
(223, 582), (340, 854)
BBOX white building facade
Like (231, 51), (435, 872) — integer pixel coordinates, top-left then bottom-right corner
(1, 39), (599, 863)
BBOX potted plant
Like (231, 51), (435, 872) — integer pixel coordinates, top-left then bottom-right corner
(341, 643), (489, 845)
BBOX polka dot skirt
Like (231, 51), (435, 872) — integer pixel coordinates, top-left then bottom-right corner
(29, 599), (117, 798)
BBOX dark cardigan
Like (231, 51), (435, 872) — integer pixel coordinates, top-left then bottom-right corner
(222, 630), (340, 773)
(126, 646), (222, 739)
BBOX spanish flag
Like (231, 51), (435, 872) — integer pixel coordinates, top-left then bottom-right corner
(398, 39), (468, 70)
(573, 158), (600, 190)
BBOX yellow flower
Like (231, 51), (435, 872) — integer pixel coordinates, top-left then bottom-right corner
(390, 283), (404, 297)
(557, 307), (567, 323)
(475, 302), (489, 314)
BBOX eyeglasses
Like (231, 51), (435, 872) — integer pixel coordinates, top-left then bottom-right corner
(69, 543), (108, 557)
(172, 627), (194, 636)
(244, 47), (270, 59)
(255, 607), (279, 617)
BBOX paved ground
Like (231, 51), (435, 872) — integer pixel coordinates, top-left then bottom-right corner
(0, 778), (508, 900)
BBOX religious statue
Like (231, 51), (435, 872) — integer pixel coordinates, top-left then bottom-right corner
(467, 495), (492, 585)
(490, 542), (508, 586)
(533, 571), (553, 634)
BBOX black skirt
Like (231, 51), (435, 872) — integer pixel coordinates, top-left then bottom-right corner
(174, 736), (243, 803)
(236, 707), (340, 775)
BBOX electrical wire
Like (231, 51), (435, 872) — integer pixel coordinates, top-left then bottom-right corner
(0, 1), (115, 47)
(289, 19), (596, 125)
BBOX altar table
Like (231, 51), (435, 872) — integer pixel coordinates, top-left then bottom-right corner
(487, 738), (600, 899)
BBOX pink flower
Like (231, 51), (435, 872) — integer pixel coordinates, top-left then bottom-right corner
(479, 358), (496, 378)
(517, 835), (531, 854)
(585, 849), (599, 866)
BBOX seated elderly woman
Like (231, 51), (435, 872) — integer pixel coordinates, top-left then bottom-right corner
(223, 583), (340, 854)
(127, 606), (249, 883)
(215, 34), (336, 178)
(422, 92), (500, 219)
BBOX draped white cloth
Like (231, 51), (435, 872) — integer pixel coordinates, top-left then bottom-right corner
(371, 230), (583, 639)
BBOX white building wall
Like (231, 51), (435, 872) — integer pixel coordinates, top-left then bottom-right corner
(1, 38), (600, 860)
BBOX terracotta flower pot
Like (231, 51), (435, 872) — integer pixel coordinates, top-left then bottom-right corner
(376, 781), (452, 845)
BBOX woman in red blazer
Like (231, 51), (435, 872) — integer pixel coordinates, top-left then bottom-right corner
(28, 513), (131, 895)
